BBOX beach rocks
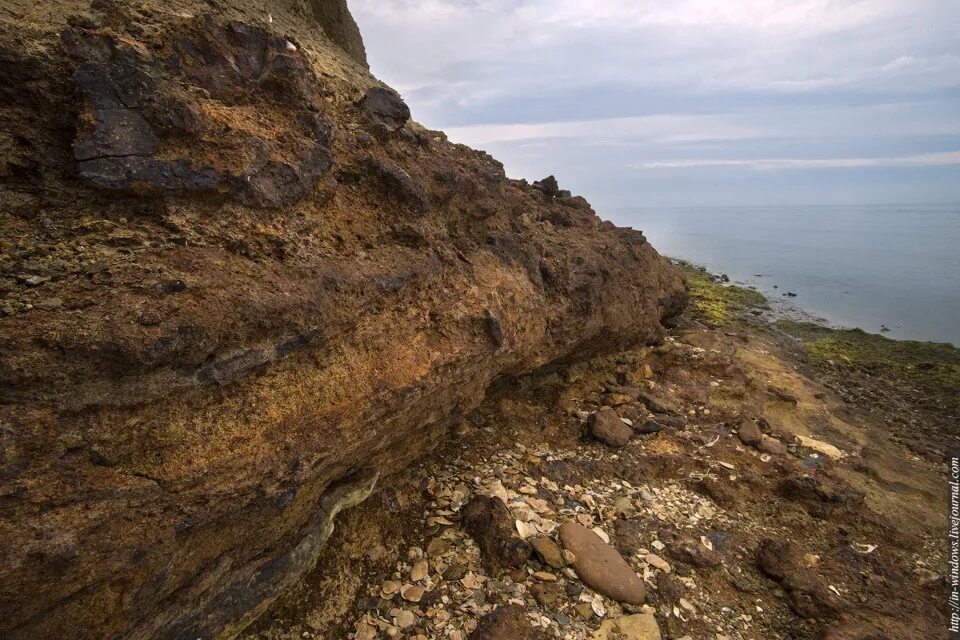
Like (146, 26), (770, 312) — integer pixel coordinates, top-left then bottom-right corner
(737, 419), (763, 446)
(558, 522), (646, 604)
(591, 614), (662, 640)
(589, 407), (633, 447)
(758, 435), (788, 456)
(470, 605), (544, 640)
(360, 86), (411, 131)
(531, 536), (567, 569)
(463, 495), (532, 571)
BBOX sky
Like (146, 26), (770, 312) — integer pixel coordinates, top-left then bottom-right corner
(350, 0), (960, 208)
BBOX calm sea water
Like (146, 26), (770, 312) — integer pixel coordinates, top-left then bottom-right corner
(609, 204), (960, 346)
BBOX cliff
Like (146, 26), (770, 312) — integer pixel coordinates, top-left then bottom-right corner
(0, 1), (686, 639)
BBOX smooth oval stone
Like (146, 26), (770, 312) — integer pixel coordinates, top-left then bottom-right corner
(558, 522), (646, 604)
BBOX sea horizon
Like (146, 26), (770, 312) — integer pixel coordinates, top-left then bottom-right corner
(610, 202), (960, 346)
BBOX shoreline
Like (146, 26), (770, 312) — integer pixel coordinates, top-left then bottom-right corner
(671, 258), (958, 348)
(674, 258), (960, 460)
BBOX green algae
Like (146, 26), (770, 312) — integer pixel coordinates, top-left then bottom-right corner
(675, 260), (768, 325)
(676, 258), (960, 395)
(775, 319), (960, 392)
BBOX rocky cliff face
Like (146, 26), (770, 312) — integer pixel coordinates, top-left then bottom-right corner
(0, 1), (686, 639)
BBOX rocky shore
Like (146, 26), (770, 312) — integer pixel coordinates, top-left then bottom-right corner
(242, 266), (951, 640)
(0, 1), (953, 639)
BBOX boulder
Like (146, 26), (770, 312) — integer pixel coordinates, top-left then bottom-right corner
(360, 86), (411, 131)
(463, 496), (533, 571)
(558, 522), (646, 604)
(737, 419), (763, 446)
(589, 407), (633, 447)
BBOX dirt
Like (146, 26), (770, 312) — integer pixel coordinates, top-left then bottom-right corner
(240, 271), (948, 640)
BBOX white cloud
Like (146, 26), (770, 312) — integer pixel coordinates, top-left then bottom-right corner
(631, 150), (960, 170)
(444, 114), (766, 146)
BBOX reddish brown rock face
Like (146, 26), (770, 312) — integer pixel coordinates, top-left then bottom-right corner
(0, 2), (686, 639)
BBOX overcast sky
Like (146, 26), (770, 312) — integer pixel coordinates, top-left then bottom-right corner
(351, 0), (960, 208)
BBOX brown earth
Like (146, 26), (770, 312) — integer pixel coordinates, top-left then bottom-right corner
(239, 305), (948, 640)
(0, 1), (686, 639)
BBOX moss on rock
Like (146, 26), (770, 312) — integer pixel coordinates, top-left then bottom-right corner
(676, 261), (768, 325)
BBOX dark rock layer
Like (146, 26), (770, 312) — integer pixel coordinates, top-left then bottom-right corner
(0, 1), (687, 639)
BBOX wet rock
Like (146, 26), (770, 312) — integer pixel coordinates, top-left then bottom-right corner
(591, 614), (662, 640)
(559, 522), (646, 604)
(589, 407), (633, 448)
(463, 495), (532, 571)
(737, 419), (763, 446)
(360, 86), (410, 131)
(530, 536), (567, 569)
(469, 604), (545, 640)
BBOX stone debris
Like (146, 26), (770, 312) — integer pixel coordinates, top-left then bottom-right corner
(312, 332), (940, 640)
(588, 407), (633, 447)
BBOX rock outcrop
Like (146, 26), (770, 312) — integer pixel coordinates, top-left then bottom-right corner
(0, 1), (686, 639)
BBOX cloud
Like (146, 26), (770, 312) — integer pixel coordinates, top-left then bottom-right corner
(444, 114), (766, 146)
(631, 150), (960, 170)
(351, 0), (960, 204)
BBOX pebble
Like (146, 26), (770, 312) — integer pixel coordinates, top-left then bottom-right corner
(380, 580), (401, 596)
(645, 553), (671, 573)
(426, 537), (450, 557)
(531, 536), (567, 569)
(410, 560), (428, 582)
(391, 608), (416, 628)
(400, 584), (424, 602)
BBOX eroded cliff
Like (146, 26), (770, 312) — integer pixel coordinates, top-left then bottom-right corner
(0, 1), (686, 638)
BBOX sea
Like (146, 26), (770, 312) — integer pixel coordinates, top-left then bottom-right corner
(609, 204), (960, 347)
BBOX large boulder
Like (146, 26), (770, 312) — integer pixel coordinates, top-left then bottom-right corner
(0, 2), (686, 639)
